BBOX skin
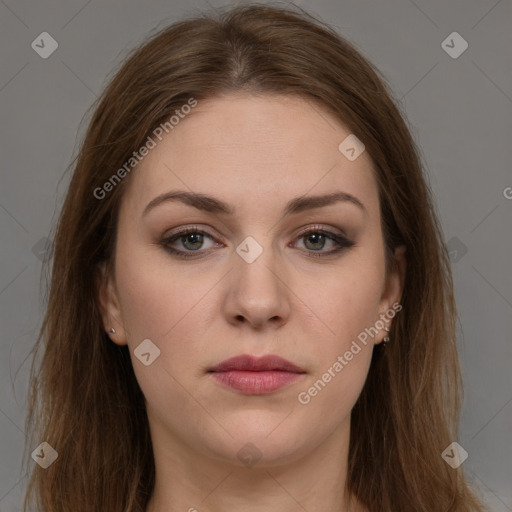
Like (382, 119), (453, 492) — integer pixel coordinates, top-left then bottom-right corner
(98, 93), (406, 512)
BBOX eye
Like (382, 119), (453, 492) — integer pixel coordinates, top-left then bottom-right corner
(293, 226), (355, 258)
(159, 225), (355, 260)
(160, 226), (220, 259)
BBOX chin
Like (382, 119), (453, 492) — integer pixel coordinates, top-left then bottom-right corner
(198, 416), (322, 469)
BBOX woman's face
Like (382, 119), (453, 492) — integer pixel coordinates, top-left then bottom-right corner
(99, 93), (405, 468)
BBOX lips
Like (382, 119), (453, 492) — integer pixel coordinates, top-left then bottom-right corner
(208, 355), (306, 395)
(210, 354), (304, 373)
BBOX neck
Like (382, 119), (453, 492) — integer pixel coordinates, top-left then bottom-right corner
(145, 417), (366, 512)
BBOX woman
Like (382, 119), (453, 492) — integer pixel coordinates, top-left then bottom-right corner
(24, 4), (486, 511)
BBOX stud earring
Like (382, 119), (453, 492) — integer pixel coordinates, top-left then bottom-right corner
(109, 328), (116, 334)
(383, 326), (390, 345)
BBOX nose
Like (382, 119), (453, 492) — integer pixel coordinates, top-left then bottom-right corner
(223, 241), (291, 330)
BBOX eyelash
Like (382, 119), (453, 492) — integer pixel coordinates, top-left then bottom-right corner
(159, 225), (355, 260)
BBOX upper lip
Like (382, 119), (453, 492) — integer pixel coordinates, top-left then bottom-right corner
(209, 355), (305, 373)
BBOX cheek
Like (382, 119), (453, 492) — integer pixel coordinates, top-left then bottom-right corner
(114, 255), (211, 418)
(293, 256), (383, 409)
(293, 278), (379, 436)
(115, 262), (177, 341)
(299, 263), (384, 356)
(294, 342), (372, 450)
(114, 248), (222, 386)
(115, 247), (212, 341)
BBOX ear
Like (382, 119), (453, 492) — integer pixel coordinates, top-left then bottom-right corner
(95, 262), (127, 346)
(375, 245), (406, 344)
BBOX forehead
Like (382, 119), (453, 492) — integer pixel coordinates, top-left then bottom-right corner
(121, 93), (379, 219)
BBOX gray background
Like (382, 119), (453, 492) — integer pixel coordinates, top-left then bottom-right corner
(1, 0), (511, 510)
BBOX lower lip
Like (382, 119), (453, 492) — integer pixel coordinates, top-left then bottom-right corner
(210, 370), (303, 395)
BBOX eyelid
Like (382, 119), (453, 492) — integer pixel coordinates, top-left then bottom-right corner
(292, 225), (355, 256)
(163, 223), (348, 241)
(294, 223), (348, 239)
(158, 225), (222, 259)
(159, 223), (354, 259)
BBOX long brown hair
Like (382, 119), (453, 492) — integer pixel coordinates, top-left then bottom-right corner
(24, 4), (486, 511)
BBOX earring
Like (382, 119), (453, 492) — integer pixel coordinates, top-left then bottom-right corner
(382, 326), (390, 345)
(109, 328), (116, 334)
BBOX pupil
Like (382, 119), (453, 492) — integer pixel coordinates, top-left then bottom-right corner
(306, 233), (325, 250)
(183, 233), (203, 250)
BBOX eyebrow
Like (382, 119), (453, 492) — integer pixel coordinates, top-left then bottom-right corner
(142, 190), (366, 217)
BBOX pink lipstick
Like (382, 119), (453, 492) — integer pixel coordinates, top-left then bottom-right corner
(208, 354), (305, 395)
